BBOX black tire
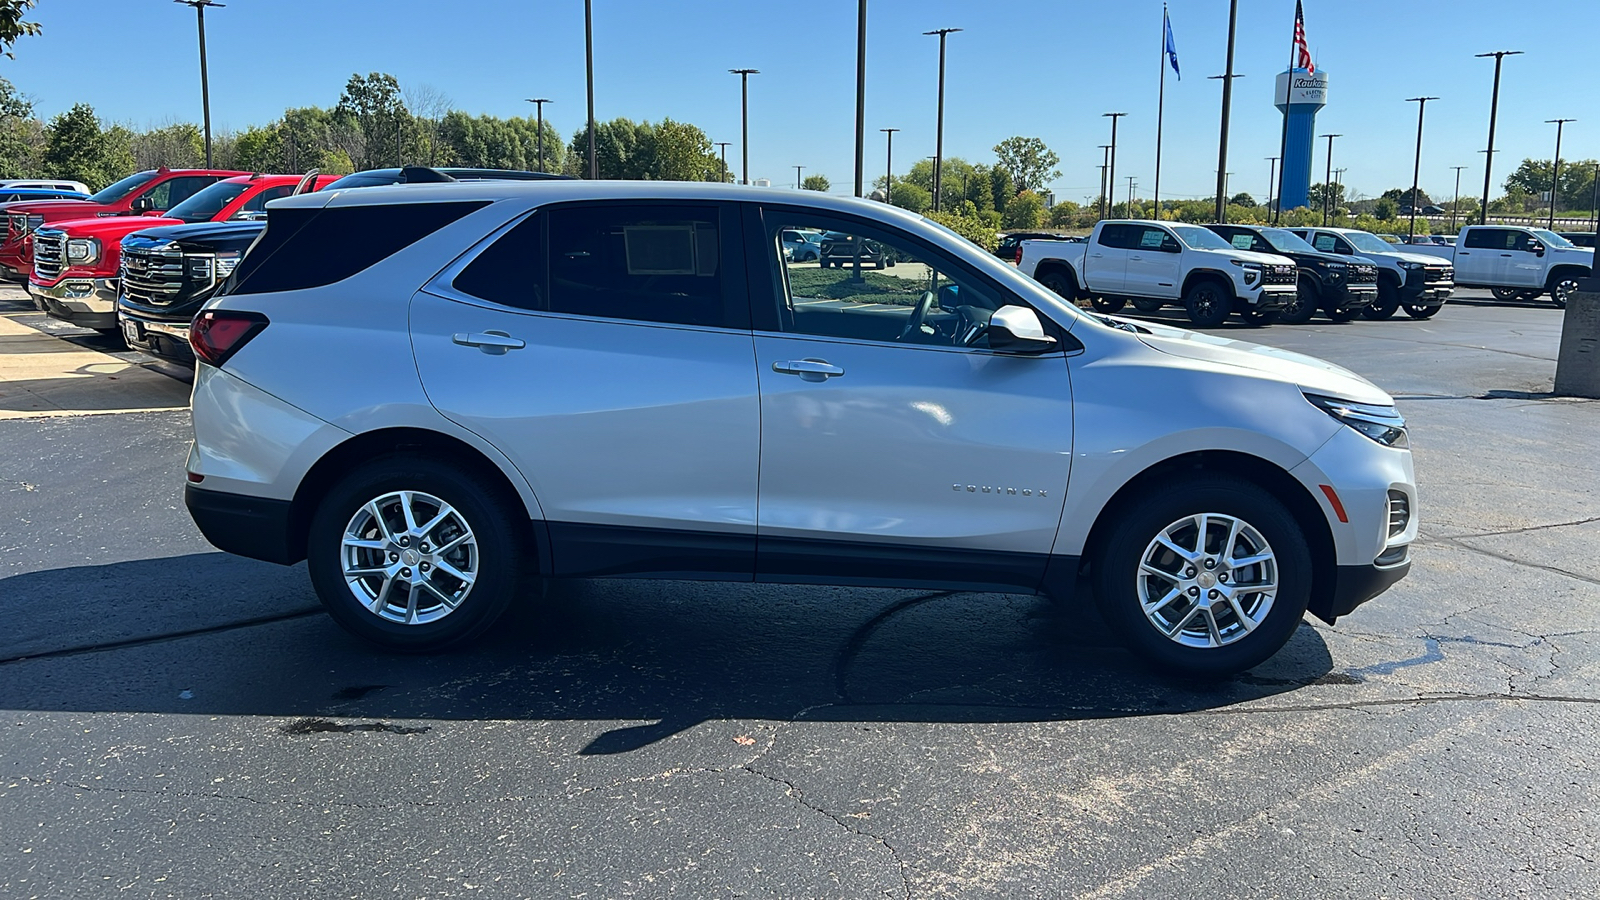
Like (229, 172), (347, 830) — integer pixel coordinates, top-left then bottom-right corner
(1491, 286), (1522, 302)
(1547, 272), (1581, 309)
(1091, 296), (1127, 314)
(1328, 307), (1358, 323)
(1364, 280), (1401, 320)
(1038, 269), (1076, 301)
(1131, 298), (1164, 313)
(1275, 276), (1317, 324)
(1092, 475), (1313, 677)
(307, 454), (529, 652)
(1240, 308), (1276, 326)
(1183, 279), (1231, 328)
(1402, 302), (1441, 319)
(1515, 290), (1543, 302)
(93, 326), (128, 348)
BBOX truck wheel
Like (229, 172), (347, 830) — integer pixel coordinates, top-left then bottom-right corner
(1091, 475), (1313, 676)
(1276, 277), (1317, 324)
(1328, 307), (1358, 323)
(306, 454), (529, 652)
(1038, 270), (1076, 301)
(1364, 282), (1401, 320)
(1515, 290), (1543, 302)
(1131, 298), (1164, 313)
(1402, 303), (1440, 319)
(1091, 296), (1127, 314)
(1240, 307), (1275, 326)
(1548, 273), (1581, 309)
(1183, 280), (1231, 328)
(1491, 286), (1522, 302)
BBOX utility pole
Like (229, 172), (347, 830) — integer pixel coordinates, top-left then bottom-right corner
(1320, 133), (1342, 227)
(525, 98), (551, 172)
(854, 0), (867, 198)
(1475, 50), (1522, 224)
(1212, 0), (1240, 223)
(175, 0), (223, 168)
(729, 69), (759, 185)
(924, 28), (962, 211)
(1126, 176), (1137, 218)
(1103, 113), (1127, 220)
(715, 142), (731, 183)
(585, 0), (596, 178)
(794, 165), (803, 190)
(880, 127), (899, 203)
(1265, 156), (1278, 220)
(1546, 118), (1575, 230)
(1449, 165), (1468, 233)
(1098, 144), (1112, 219)
(1591, 162), (1599, 232)
(1404, 97), (1437, 239)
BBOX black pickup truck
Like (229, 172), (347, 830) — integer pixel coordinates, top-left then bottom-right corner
(1205, 224), (1378, 324)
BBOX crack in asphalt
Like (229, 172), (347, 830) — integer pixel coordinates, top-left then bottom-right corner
(0, 607), (325, 667)
(1451, 515), (1600, 539)
(1419, 531), (1600, 588)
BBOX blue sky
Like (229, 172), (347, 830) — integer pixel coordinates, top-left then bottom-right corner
(8, 1), (1595, 205)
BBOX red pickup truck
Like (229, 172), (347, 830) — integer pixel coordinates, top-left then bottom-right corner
(0, 166), (246, 282)
(31, 172), (334, 333)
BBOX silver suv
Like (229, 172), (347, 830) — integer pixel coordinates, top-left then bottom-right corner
(184, 182), (1416, 675)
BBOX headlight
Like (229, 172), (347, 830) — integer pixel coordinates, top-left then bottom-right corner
(1231, 259), (1262, 284)
(214, 251), (241, 279)
(65, 237), (100, 264)
(1398, 261), (1423, 270)
(1305, 393), (1408, 448)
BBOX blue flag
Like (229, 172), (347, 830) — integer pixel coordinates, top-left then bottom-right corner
(1164, 8), (1180, 80)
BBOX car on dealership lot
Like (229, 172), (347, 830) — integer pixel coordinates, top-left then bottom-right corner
(819, 229), (893, 268)
(996, 231), (1068, 262)
(1290, 227), (1454, 319)
(1401, 224), (1593, 308)
(1017, 220), (1299, 326)
(780, 228), (823, 261)
(1558, 231), (1596, 248)
(0, 178), (91, 194)
(0, 186), (88, 204)
(1205, 224), (1377, 324)
(181, 181), (1415, 676)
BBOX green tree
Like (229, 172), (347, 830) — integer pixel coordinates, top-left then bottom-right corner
(42, 104), (125, 190)
(648, 118), (720, 181)
(334, 72), (411, 170)
(0, 75), (38, 178)
(1503, 157), (1599, 212)
(889, 181), (931, 213)
(801, 174), (829, 192)
(1003, 189), (1045, 229)
(989, 165), (1014, 214)
(925, 201), (997, 252)
(129, 122), (204, 170)
(1373, 197), (1398, 220)
(993, 136), (1060, 193)
(1307, 182), (1345, 213)
(0, 0), (41, 58)
(1230, 192), (1257, 208)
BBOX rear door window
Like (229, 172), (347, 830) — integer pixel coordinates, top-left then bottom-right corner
(452, 213), (545, 310)
(1464, 228), (1514, 250)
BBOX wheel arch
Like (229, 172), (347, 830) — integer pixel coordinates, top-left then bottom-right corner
(1033, 258), (1080, 298)
(1181, 268), (1236, 300)
(1547, 264), (1590, 288)
(1078, 449), (1337, 621)
(287, 427), (552, 576)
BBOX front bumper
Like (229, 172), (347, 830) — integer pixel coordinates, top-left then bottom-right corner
(1400, 272), (1454, 307)
(1246, 283), (1296, 311)
(30, 276), (118, 330)
(1327, 281), (1376, 310)
(119, 307), (194, 363)
(1318, 557), (1411, 622)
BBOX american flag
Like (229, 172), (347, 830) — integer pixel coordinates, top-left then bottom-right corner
(1294, 1), (1315, 74)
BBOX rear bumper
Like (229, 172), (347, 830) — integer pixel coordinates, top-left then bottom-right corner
(30, 276), (118, 329)
(185, 483), (299, 565)
(119, 307), (194, 362)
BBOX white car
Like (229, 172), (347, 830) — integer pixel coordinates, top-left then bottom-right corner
(1291, 227), (1454, 319)
(1403, 225), (1592, 308)
(183, 182), (1416, 675)
(0, 178), (91, 194)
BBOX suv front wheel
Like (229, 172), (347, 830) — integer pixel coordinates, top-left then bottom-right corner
(307, 455), (528, 651)
(1092, 475), (1313, 676)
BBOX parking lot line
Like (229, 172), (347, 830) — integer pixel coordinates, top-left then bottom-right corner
(0, 311), (191, 418)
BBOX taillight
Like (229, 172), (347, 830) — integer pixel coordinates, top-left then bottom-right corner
(190, 310), (268, 367)
(1014, 246), (1023, 265)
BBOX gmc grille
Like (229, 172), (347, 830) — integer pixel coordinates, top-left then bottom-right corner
(32, 229), (65, 281)
(120, 244), (185, 307)
(1264, 265), (1297, 285)
(1349, 266), (1378, 284)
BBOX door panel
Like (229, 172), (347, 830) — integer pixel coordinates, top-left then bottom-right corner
(410, 292), (760, 579)
(1086, 224), (1131, 293)
(1125, 226), (1182, 298)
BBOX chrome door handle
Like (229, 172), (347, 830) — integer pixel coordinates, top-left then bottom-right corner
(772, 358), (844, 382)
(1129, 255), (1143, 260)
(1090, 252), (1104, 258)
(452, 330), (526, 355)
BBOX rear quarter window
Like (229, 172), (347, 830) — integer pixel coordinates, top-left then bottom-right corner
(223, 201), (489, 296)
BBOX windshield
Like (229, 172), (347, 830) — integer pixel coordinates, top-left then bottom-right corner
(1344, 232), (1395, 254)
(164, 180), (251, 223)
(1533, 229), (1575, 249)
(87, 171), (159, 205)
(1260, 228), (1317, 254)
(1170, 224), (1234, 251)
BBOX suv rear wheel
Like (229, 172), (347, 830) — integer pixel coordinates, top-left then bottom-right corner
(1092, 475), (1312, 676)
(307, 455), (527, 651)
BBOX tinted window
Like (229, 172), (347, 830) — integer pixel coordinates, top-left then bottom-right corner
(143, 175), (221, 210)
(547, 204), (728, 328)
(1135, 227), (1173, 250)
(1224, 231), (1270, 253)
(87, 171), (159, 204)
(1310, 233), (1338, 253)
(237, 184), (295, 214)
(224, 201), (488, 296)
(1463, 228), (1514, 250)
(166, 180), (250, 222)
(453, 213), (545, 310)
(1097, 224), (1137, 249)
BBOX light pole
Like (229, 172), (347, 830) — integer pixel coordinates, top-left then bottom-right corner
(1098, 144), (1112, 219)
(1449, 164), (1468, 232)
(880, 127), (899, 204)
(715, 142), (731, 184)
(1320, 133), (1341, 226)
(853, 0), (867, 198)
(175, 0), (223, 168)
(1404, 97), (1437, 239)
(525, 98), (551, 172)
(1475, 50), (1522, 224)
(585, 0), (596, 179)
(1591, 162), (1599, 232)
(1265, 156), (1279, 219)
(1545, 117), (1575, 230)
(1103, 113), (1127, 220)
(1126, 176), (1137, 218)
(794, 165), (803, 190)
(729, 69), (759, 185)
(924, 28), (962, 211)
(1212, 0), (1240, 223)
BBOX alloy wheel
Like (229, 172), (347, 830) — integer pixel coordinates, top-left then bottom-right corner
(1550, 277), (1578, 309)
(1135, 512), (1278, 649)
(341, 490), (479, 625)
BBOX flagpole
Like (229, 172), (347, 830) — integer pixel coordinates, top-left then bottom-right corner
(1154, 5), (1167, 220)
(1273, 10), (1298, 224)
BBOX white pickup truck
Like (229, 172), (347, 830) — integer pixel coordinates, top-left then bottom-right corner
(1018, 220), (1299, 327)
(1402, 224), (1592, 308)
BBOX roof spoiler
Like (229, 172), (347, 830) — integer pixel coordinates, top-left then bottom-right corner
(293, 170), (321, 195)
(397, 166), (460, 184)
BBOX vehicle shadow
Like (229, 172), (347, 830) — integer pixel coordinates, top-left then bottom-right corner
(0, 553), (1336, 753)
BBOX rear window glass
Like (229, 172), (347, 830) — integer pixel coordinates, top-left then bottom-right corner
(453, 213), (545, 310)
(224, 201), (488, 296)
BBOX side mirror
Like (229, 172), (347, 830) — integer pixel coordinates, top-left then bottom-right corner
(1529, 241), (1545, 257)
(988, 305), (1059, 353)
(129, 196), (155, 213)
(1161, 238), (1181, 253)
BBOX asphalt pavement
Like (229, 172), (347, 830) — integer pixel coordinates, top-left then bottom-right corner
(0, 287), (1595, 899)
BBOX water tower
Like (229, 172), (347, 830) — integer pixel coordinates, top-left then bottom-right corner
(1274, 68), (1330, 210)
